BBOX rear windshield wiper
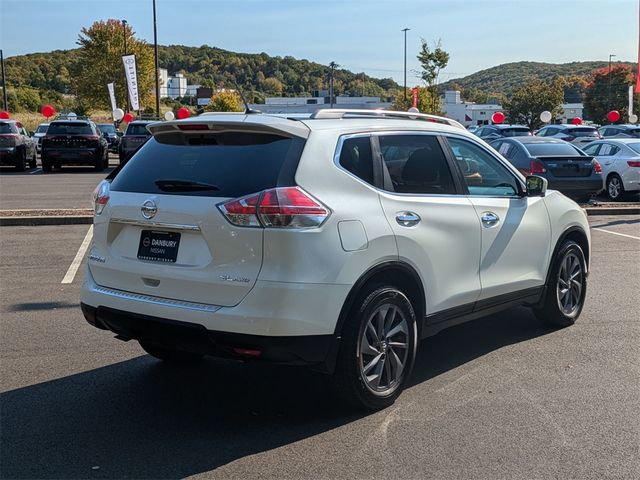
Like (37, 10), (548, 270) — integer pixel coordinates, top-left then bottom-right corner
(154, 179), (220, 192)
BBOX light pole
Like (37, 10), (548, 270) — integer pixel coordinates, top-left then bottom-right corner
(152, 0), (160, 118)
(122, 19), (129, 112)
(608, 53), (616, 113)
(402, 28), (410, 102)
(0, 49), (7, 111)
(329, 61), (338, 108)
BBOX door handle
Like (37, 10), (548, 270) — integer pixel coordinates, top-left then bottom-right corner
(481, 211), (500, 228)
(396, 212), (421, 227)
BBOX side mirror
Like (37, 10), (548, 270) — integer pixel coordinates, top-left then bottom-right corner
(526, 175), (547, 197)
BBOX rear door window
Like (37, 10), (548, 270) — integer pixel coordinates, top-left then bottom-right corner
(110, 131), (305, 198)
(338, 136), (374, 184)
(378, 134), (456, 195)
(0, 123), (18, 134)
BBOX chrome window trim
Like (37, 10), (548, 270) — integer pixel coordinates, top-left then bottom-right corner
(110, 218), (201, 231)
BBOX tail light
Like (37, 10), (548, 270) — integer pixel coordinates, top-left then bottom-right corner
(627, 160), (640, 167)
(219, 187), (329, 229)
(530, 159), (547, 174)
(593, 160), (602, 174)
(92, 180), (110, 215)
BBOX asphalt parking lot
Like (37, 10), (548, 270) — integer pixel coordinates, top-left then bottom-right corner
(0, 214), (638, 479)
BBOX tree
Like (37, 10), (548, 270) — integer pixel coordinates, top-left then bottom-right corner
(504, 79), (564, 130)
(74, 19), (154, 112)
(583, 64), (638, 123)
(391, 86), (440, 113)
(416, 39), (449, 113)
(204, 91), (243, 112)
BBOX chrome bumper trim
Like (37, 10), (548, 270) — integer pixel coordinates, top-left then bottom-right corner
(92, 284), (220, 313)
(110, 218), (201, 231)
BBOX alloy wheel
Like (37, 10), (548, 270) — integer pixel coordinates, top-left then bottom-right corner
(608, 177), (621, 199)
(359, 303), (409, 395)
(556, 252), (583, 316)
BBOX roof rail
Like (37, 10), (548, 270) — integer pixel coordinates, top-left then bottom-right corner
(310, 109), (464, 129)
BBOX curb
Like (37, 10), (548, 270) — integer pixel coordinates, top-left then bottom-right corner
(0, 216), (93, 226)
(583, 207), (640, 216)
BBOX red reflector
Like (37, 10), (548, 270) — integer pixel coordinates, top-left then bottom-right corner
(232, 347), (262, 357)
(178, 124), (209, 131)
(530, 159), (547, 174)
(627, 161), (640, 167)
(593, 160), (603, 174)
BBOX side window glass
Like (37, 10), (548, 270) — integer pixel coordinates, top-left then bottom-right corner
(379, 135), (456, 195)
(537, 128), (547, 137)
(338, 136), (374, 185)
(582, 144), (600, 156)
(448, 137), (519, 197)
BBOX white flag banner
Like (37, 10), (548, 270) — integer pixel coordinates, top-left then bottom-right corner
(122, 54), (140, 111)
(629, 85), (634, 116)
(107, 82), (117, 112)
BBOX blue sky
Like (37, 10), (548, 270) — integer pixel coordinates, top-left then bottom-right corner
(0, 0), (636, 84)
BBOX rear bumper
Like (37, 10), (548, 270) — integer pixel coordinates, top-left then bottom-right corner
(546, 177), (603, 197)
(43, 148), (99, 163)
(81, 303), (339, 370)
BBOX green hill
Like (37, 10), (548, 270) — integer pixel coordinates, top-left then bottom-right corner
(4, 45), (399, 105)
(440, 61), (629, 100)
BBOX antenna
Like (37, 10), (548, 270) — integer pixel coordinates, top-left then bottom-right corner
(231, 80), (261, 114)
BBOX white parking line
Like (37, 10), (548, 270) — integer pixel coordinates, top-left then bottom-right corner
(593, 228), (640, 241)
(29, 168), (42, 174)
(61, 225), (94, 284)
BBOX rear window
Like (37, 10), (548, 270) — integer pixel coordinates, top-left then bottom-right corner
(98, 124), (116, 134)
(47, 122), (94, 135)
(125, 124), (152, 136)
(627, 143), (640, 154)
(0, 123), (17, 134)
(524, 143), (584, 156)
(110, 132), (305, 198)
(567, 127), (598, 137)
(500, 127), (530, 137)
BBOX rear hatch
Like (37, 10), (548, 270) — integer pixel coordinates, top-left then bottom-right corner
(90, 121), (307, 306)
(43, 122), (99, 149)
(0, 122), (17, 147)
(121, 123), (152, 151)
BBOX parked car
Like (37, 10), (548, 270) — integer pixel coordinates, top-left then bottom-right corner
(490, 136), (603, 202)
(476, 124), (531, 141)
(467, 125), (479, 134)
(81, 109), (591, 410)
(536, 124), (602, 147)
(33, 123), (49, 153)
(0, 120), (37, 171)
(41, 117), (109, 172)
(582, 139), (640, 200)
(118, 120), (154, 165)
(598, 124), (640, 139)
(97, 123), (121, 153)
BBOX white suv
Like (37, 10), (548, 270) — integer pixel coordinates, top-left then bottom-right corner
(81, 109), (590, 410)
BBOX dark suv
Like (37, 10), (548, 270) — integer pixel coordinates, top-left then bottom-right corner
(97, 123), (121, 153)
(0, 120), (37, 171)
(118, 120), (154, 165)
(476, 124), (531, 141)
(41, 117), (109, 172)
(599, 124), (640, 139)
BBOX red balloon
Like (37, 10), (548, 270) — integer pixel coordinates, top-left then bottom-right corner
(176, 107), (191, 119)
(571, 117), (583, 125)
(41, 104), (55, 118)
(607, 110), (620, 123)
(0, 111), (9, 119)
(123, 112), (134, 123)
(491, 111), (505, 124)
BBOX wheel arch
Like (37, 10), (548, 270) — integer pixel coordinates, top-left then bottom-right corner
(546, 226), (590, 284)
(333, 261), (426, 338)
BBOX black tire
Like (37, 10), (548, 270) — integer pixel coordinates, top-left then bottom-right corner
(606, 174), (624, 201)
(572, 195), (592, 204)
(103, 152), (109, 168)
(41, 156), (52, 172)
(29, 150), (37, 169)
(94, 155), (104, 171)
(139, 340), (204, 362)
(14, 149), (26, 172)
(534, 240), (587, 328)
(332, 285), (418, 410)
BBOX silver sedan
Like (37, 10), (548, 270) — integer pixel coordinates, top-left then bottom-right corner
(582, 139), (640, 200)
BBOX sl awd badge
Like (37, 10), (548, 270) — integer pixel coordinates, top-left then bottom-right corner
(141, 199), (157, 219)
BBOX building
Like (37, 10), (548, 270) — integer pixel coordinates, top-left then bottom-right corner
(253, 95), (391, 114)
(158, 69), (195, 99)
(559, 103), (584, 123)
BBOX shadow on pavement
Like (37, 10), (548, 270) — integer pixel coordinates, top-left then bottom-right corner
(590, 217), (640, 228)
(7, 301), (80, 312)
(0, 307), (551, 479)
